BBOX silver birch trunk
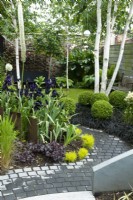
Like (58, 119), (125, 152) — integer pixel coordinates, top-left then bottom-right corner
(10, 0), (21, 89)
(66, 28), (69, 89)
(17, 0), (26, 63)
(111, 0), (119, 30)
(94, 0), (102, 93)
(110, 0), (119, 45)
(106, 1), (133, 96)
(101, 0), (112, 93)
(15, 38), (21, 89)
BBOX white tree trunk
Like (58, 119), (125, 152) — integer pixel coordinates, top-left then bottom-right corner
(94, 0), (102, 93)
(106, 1), (133, 96)
(66, 28), (69, 89)
(111, 0), (119, 30)
(17, 0), (26, 63)
(110, 0), (119, 45)
(101, 0), (112, 93)
(10, 0), (21, 89)
(15, 38), (21, 89)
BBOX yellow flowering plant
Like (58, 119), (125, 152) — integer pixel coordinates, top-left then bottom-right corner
(75, 128), (82, 135)
(65, 151), (77, 162)
(81, 134), (95, 149)
(78, 148), (88, 160)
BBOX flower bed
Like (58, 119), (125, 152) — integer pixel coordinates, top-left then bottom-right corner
(0, 65), (95, 173)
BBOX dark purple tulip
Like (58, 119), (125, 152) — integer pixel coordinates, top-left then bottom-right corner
(45, 79), (52, 89)
(52, 89), (58, 97)
(30, 82), (36, 91)
(24, 89), (28, 96)
(5, 74), (12, 85)
(51, 77), (56, 87)
(34, 100), (42, 110)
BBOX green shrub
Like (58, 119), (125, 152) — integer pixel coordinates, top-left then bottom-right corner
(90, 93), (109, 105)
(81, 134), (95, 149)
(78, 148), (88, 160)
(78, 91), (94, 105)
(91, 100), (113, 119)
(60, 97), (76, 115)
(109, 90), (127, 109)
(56, 76), (73, 88)
(107, 65), (115, 79)
(65, 151), (77, 162)
(123, 91), (133, 125)
(107, 65), (120, 81)
(82, 75), (95, 88)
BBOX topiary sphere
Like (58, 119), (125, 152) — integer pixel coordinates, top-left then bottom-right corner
(90, 93), (109, 105)
(109, 90), (127, 109)
(60, 97), (76, 115)
(91, 100), (113, 119)
(78, 91), (94, 105)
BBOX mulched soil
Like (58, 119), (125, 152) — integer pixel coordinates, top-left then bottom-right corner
(0, 139), (83, 175)
(95, 191), (133, 200)
(71, 104), (133, 145)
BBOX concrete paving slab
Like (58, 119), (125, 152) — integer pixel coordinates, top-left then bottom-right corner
(93, 149), (133, 193)
(20, 191), (95, 200)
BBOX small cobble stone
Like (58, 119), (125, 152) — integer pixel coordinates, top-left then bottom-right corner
(37, 171), (46, 176)
(27, 171), (37, 176)
(33, 167), (41, 171)
(16, 192), (27, 199)
(9, 174), (18, 179)
(49, 166), (58, 170)
(36, 189), (47, 195)
(13, 188), (24, 194)
(23, 168), (32, 172)
(0, 175), (9, 180)
(14, 169), (23, 173)
(26, 190), (37, 197)
(41, 166), (49, 170)
(47, 188), (57, 194)
(57, 187), (68, 193)
(46, 170), (55, 175)
(66, 166), (74, 169)
(18, 172), (28, 178)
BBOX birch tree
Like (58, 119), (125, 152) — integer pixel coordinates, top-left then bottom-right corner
(106, 1), (133, 95)
(93, 0), (133, 95)
(17, 0), (26, 85)
(100, 0), (119, 94)
(94, 0), (102, 93)
(101, 0), (112, 93)
(10, 0), (21, 89)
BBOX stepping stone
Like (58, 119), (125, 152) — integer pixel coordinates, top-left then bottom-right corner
(20, 191), (95, 200)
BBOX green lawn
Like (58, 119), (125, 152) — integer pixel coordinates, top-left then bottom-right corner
(58, 88), (93, 103)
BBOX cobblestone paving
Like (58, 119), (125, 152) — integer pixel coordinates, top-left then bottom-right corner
(0, 127), (132, 200)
